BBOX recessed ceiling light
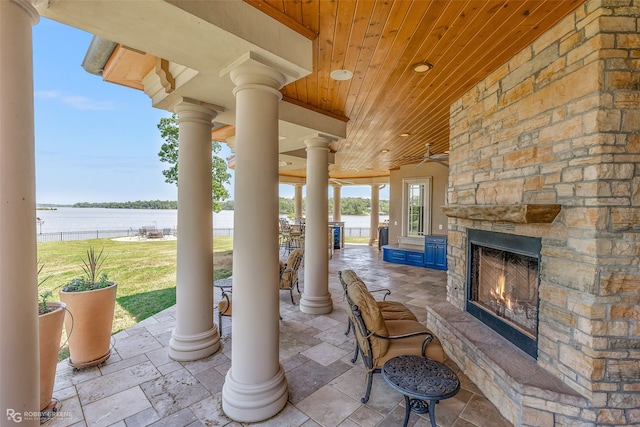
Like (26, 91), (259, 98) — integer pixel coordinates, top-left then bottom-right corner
(330, 69), (353, 81)
(399, 132), (410, 137)
(413, 62), (433, 73)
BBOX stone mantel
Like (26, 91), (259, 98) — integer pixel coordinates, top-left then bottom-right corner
(442, 204), (561, 224)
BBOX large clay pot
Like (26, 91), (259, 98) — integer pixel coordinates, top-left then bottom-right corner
(39, 302), (66, 411)
(59, 283), (117, 368)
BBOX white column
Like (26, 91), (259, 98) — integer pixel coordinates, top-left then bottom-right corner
(222, 60), (288, 422)
(369, 184), (380, 246)
(294, 184), (303, 219)
(332, 184), (342, 222)
(169, 102), (221, 361)
(0, 1), (40, 424)
(299, 136), (333, 315)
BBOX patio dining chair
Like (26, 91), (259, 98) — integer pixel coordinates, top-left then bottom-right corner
(279, 218), (292, 254)
(279, 248), (304, 305)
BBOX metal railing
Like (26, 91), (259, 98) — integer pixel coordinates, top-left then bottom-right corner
(343, 227), (370, 237)
(37, 227), (371, 243)
(37, 229), (138, 243)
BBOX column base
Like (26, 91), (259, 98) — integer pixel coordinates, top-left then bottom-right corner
(222, 364), (288, 422)
(299, 293), (333, 314)
(169, 326), (221, 361)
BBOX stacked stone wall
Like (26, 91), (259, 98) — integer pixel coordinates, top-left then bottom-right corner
(445, 1), (639, 424)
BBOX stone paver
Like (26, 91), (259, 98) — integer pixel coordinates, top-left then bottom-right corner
(48, 245), (511, 427)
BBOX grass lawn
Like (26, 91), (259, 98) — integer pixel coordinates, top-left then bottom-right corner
(38, 236), (233, 360)
(37, 234), (367, 360)
(345, 236), (370, 245)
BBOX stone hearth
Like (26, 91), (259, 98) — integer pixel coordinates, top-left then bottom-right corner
(427, 302), (589, 425)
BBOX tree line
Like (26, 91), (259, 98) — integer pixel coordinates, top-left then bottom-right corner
(73, 200), (178, 210)
(73, 197), (388, 215)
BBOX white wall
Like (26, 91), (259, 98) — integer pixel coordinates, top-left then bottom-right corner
(388, 163), (449, 245)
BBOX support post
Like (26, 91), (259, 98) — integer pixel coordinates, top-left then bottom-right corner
(0, 1), (41, 424)
(221, 59), (289, 422)
(299, 135), (333, 315)
(169, 101), (221, 361)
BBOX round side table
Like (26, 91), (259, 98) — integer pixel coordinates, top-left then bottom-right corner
(381, 355), (460, 427)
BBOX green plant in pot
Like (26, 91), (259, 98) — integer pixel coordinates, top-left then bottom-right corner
(59, 247), (117, 369)
(38, 264), (66, 415)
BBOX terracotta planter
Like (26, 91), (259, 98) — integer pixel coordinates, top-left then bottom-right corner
(59, 283), (117, 368)
(39, 302), (66, 411)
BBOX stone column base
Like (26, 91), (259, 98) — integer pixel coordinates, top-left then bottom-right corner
(169, 327), (220, 361)
(222, 364), (288, 422)
(299, 293), (333, 314)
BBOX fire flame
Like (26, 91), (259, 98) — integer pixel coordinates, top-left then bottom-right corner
(493, 274), (512, 310)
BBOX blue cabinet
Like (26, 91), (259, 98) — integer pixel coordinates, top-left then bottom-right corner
(424, 236), (447, 270)
(382, 246), (424, 267)
(382, 235), (447, 270)
(330, 222), (345, 249)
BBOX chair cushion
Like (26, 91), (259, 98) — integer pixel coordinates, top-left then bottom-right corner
(218, 299), (232, 316)
(374, 320), (445, 366)
(342, 270), (389, 359)
(378, 301), (418, 321)
(280, 249), (303, 290)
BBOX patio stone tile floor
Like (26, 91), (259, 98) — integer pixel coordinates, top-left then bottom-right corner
(46, 244), (511, 427)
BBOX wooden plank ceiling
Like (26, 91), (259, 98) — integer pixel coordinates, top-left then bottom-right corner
(245, 0), (584, 180)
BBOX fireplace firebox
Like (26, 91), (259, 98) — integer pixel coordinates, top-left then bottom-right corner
(466, 229), (541, 358)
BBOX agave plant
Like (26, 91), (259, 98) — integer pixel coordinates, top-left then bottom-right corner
(62, 247), (111, 292)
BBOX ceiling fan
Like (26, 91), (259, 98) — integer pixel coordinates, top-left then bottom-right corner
(415, 143), (449, 168)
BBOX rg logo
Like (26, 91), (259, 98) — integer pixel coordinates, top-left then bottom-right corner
(6, 409), (22, 422)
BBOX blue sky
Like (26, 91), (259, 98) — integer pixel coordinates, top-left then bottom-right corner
(33, 18), (386, 204)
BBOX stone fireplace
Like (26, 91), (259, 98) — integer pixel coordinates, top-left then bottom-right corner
(424, 2), (640, 426)
(467, 229), (541, 359)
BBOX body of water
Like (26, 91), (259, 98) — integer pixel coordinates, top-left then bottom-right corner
(35, 207), (388, 234)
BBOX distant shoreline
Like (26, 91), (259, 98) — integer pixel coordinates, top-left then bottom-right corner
(34, 207), (387, 235)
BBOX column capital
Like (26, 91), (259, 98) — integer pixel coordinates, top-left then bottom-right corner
(173, 100), (219, 126)
(226, 53), (289, 98)
(304, 134), (336, 150)
(11, 0), (39, 25)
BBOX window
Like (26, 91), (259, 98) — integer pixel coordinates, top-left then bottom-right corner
(403, 178), (431, 237)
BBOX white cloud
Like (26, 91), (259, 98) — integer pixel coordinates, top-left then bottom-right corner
(35, 90), (62, 98)
(35, 90), (114, 110)
(62, 95), (114, 111)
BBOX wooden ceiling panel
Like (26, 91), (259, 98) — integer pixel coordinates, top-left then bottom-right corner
(246, 0), (585, 178)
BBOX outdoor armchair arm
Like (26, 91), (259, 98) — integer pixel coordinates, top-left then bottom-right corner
(219, 287), (232, 309)
(369, 288), (391, 300)
(371, 330), (434, 355)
